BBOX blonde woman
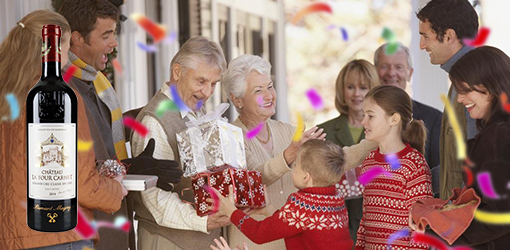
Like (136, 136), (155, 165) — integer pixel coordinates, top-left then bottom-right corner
(317, 59), (380, 246)
(0, 10), (126, 249)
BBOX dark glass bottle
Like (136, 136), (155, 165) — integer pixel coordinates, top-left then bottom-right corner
(26, 25), (77, 232)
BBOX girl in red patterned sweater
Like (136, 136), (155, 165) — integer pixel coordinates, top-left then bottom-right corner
(209, 139), (353, 250)
(356, 85), (433, 249)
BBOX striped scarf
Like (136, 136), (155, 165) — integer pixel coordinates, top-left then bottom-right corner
(66, 51), (128, 160)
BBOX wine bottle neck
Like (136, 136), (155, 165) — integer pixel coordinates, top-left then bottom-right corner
(41, 34), (62, 80)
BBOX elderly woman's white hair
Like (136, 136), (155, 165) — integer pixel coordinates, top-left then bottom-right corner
(221, 55), (272, 112)
(170, 36), (227, 78)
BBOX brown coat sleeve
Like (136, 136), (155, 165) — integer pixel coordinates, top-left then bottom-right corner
(76, 93), (124, 213)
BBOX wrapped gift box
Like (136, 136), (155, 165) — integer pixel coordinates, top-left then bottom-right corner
(192, 165), (266, 216)
(336, 167), (364, 199)
(176, 104), (246, 177)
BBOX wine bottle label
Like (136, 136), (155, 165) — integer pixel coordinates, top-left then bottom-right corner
(28, 123), (76, 200)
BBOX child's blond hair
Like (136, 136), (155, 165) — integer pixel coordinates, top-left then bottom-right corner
(298, 139), (345, 187)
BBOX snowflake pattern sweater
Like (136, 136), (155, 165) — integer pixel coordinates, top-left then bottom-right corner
(231, 186), (353, 250)
(355, 144), (433, 250)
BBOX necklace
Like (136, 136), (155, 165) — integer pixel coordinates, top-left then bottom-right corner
(239, 117), (271, 144)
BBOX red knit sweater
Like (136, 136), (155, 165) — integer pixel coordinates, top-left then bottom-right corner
(231, 186), (353, 250)
(355, 144), (433, 250)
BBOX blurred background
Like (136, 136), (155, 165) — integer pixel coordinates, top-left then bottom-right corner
(1, 0), (508, 128)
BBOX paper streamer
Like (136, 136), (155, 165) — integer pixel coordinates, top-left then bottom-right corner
(359, 166), (390, 185)
(203, 185), (220, 214)
(130, 13), (167, 43)
(292, 112), (304, 142)
(156, 100), (178, 117)
(136, 41), (158, 52)
(387, 228), (410, 248)
(123, 117), (149, 137)
(63, 64), (78, 83)
(385, 42), (398, 55)
(78, 140), (93, 152)
(463, 27), (490, 47)
(440, 95), (466, 160)
(111, 58), (123, 75)
(463, 167), (474, 187)
(382, 27), (396, 42)
(474, 209), (510, 224)
(306, 88), (324, 110)
(412, 233), (448, 250)
(477, 172), (501, 199)
(500, 93), (510, 113)
(75, 208), (130, 239)
(340, 27), (348, 41)
(170, 85), (191, 112)
(291, 2), (333, 25)
(246, 122), (264, 140)
(196, 99), (204, 110)
(385, 153), (401, 170)
(5, 94), (19, 120)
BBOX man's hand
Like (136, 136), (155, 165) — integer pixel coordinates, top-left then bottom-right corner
(210, 237), (249, 250)
(206, 212), (231, 231)
(123, 138), (183, 191)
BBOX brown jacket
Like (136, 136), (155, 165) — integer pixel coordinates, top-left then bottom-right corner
(0, 92), (124, 250)
(439, 86), (467, 199)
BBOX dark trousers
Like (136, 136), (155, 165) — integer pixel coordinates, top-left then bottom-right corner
(346, 197), (363, 248)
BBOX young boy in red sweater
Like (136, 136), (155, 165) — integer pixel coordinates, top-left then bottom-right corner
(209, 139), (353, 250)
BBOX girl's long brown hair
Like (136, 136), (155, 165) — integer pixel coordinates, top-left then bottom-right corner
(365, 85), (427, 154)
(0, 10), (70, 120)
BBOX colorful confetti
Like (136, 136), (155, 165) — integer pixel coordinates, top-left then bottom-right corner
(474, 209), (510, 224)
(292, 112), (304, 142)
(155, 100), (178, 117)
(257, 95), (264, 106)
(385, 153), (400, 170)
(382, 27), (396, 42)
(500, 93), (510, 113)
(387, 228), (410, 247)
(123, 117), (149, 137)
(359, 166), (390, 185)
(78, 140), (93, 151)
(5, 93), (19, 120)
(76, 208), (96, 239)
(412, 233), (448, 250)
(440, 95), (466, 160)
(327, 24), (337, 31)
(203, 185), (220, 214)
(75, 208), (130, 240)
(163, 31), (178, 44)
(196, 99), (204, 110)
(130, 13), (167, 43)
(340, 27), (348, 41)
(136, 41), (158, 52)
(111, 58), (123, 75)
(463, 166), (474, 186)
(306, 88), (324, 110)
(63, 64), (78, 83)
(463, 27), (490, 47)
(385, 42), (398, 55)
(246, 122), (264, 140)
(291, 2), (333, 25)
(170, 85), (191, 112)
(477, 172), (501, 199)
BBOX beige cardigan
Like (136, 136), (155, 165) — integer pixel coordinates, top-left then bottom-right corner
(227, 118), (377, 249)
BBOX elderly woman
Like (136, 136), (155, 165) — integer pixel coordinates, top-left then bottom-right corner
(317, 59), (380, 245)
(221, 55), (327, 249)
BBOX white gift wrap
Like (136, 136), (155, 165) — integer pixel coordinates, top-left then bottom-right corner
(176, 104), (247, 177)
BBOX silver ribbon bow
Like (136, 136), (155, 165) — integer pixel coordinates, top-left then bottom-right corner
(185, 103), (230, 128)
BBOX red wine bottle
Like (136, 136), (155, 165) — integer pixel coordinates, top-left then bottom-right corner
(26, 25), (77, 232)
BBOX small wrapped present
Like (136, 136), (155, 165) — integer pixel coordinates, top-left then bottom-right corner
(176, 103), (246, 177)
(336, 167), (364, 199)
(192, 165), (266, 216)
